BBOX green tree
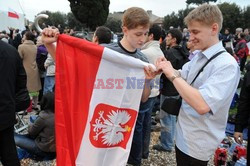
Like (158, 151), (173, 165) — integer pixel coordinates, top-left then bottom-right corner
(163, 12), (179, 30)
(163, 7), (194, 30)
(186, 0), (217, 5)
(68, 0), (110, 30)
(218, 2), (242, 33)
(36, 11), (66, 28)
(242, 6), (250, 29)
(66, 12), (84, 30)
(177, 7), (195, 28)
(104, 17), (122, 33)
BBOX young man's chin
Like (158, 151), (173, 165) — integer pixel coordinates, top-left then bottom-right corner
(136, 44), (144, 49)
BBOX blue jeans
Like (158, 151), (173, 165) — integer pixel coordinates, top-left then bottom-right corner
(159, 95), (177, 151)
(128, 97), (156, 166)
(14, 133), (55, 159)
(43, 76), (55, 95)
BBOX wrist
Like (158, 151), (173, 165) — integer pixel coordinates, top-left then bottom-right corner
(144, 79), (151, 88)
(170, 70), (181, 82)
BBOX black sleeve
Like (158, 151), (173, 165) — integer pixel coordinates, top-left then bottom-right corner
(235, 72), (250, 132)
(15, 53), (27, 94)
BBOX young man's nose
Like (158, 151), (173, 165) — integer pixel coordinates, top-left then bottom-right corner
(189, 35), (195, 41)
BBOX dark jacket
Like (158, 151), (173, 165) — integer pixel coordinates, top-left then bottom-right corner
(13, 33), (22, 49)
(0, 40), (27, 130)
(161, 45), (189, 96)
(28, 92), (55, 152)
(235, 63), (250, 132)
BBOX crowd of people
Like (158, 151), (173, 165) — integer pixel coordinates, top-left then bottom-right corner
(0, 3), (249, 166)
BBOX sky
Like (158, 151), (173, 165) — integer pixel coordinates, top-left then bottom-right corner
(19, 0), (250, 21)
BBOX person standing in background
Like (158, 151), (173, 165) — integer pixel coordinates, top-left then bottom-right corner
(0, 40), (27, 166)
(18, 31), (41, 110)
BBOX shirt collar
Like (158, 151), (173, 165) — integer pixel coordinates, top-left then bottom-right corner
(201, 41), (224, 59)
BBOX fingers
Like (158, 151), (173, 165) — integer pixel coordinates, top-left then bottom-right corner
(144, 66), (156, 80)
(144, 66), (151, 77)
(234, 132), (243, 144)
(42, 28), (59, 37)
(156, 61), (168, 71)
(41, 28), (59, 44)
(155, 56), (167, 66)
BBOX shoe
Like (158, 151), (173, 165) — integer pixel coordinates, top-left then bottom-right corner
(152, 144), (171, 152)
(151, 119), (157, 125)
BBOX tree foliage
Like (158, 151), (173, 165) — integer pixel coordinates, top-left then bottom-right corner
(162, 2), (249, 33)
(68, 0), (110, 30)
(218, 3), (242, 33)
(104, 17), (122, 33)
(163, 8), (194, 30)
(163, 12), (179, 30)
(186, 0), (217, 5)
(36, 11), (67, 29)
(242, 6), (250, 29)
(66, 12), (84, 30)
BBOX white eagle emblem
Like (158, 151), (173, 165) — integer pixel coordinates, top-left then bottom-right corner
(92, 110), (132, 146)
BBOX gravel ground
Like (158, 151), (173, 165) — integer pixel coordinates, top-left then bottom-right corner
(4, 111), (234, 166)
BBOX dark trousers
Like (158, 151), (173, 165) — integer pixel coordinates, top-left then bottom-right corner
(0, 126), (20, 166)
(240, 56), (247, 72)
(247, 129), (250, 166)
(175, 146), (208, 166)
(127, 97), (156, 166)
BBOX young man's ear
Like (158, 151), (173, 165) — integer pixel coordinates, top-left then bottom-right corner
(148, 33), (154, 41)
(211, 23), (219, 36)
(122, 26), (128, 37)
(92, 36), (99, 44)
(172, 37), (177, 44)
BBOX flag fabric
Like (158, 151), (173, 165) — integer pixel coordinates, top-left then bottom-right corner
(56, 34), (149, 166)
(8, 8), (19, 19)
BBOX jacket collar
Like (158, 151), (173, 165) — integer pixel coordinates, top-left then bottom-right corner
(23, 40), (35, 45)
(142, 40), (160, 50)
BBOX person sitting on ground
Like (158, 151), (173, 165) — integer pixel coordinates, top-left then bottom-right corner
(14, 92), (56, 160)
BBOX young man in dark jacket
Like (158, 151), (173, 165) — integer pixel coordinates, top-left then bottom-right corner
(153, 28), (189, 152)
(234, 62), (250, 165)
(0, 40), (26, 166)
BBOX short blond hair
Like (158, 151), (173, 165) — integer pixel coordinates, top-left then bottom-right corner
(122, 7), (150, 30)
(184, 4), (223, 31)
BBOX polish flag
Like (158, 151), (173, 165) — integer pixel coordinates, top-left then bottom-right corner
(8, 8), (19, 19)
(56, 34), (149, 166)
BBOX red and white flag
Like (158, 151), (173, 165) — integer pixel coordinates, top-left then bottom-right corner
(55, 34), (149, 166)
(8, 8), (19, 19)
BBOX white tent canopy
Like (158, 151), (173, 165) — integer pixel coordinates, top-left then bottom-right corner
(0, 0), (25, 31)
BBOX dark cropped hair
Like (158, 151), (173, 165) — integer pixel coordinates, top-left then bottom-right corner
(25, 31), (35, 41)
(168, 28), (183, 45)
(240, 32), (246, 39)
(95, 26), (112, 44)
(148, 24), (162, 41)
(40, 92), (55, 113)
